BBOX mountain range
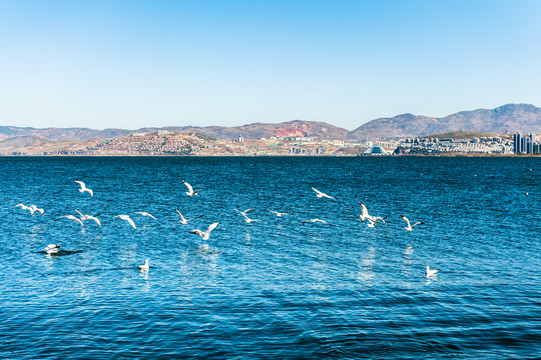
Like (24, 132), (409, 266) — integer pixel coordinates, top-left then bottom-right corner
(1, 104), (539, 142)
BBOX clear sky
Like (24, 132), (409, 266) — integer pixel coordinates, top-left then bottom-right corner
(1, 0), (540, 130)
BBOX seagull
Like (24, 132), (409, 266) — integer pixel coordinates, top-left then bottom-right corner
(400, 215), (424, 231)
(115, 215), (137, 229)
(29, 205), (44, 216)
(366, 217), (387, 228)
(45, 244), (61, 254)
(75, 210), (102, 227)
(182, 180), (199, 196)
(139, 259), (150, 271)
(426, 265), (439, 277)
(135, 211), (157, 220)
(234, 208), (262, 223)
(311, 187), (337, 200)
(176, 209), (203, 225)
(359, 201), (386, 224)
(74, 181), (93, 197)
(302, 218), (333, 226)
(56, 215), (85, 227)
(15, 203), (36, 216)
(189, 222), (219, 240)
(268, 210), (290, 217)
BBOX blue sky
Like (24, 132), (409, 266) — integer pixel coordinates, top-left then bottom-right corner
(1, 0), (540, 130)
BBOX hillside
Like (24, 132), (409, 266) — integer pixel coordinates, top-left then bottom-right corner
(2, 103), (540, 142)
(348, 104), (541, 140)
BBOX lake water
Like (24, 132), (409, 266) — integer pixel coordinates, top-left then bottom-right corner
(1, 156), (540, 359)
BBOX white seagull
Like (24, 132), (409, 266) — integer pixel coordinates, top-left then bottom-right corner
(115, 215), (137, 229)
(426, 265), (439, 277)
(45, 244), (61, 254)
(234, 208), (262, 223)
(74, 181), (93, 197)
(75, 210), (102, 227)
(359, 201), (386, 224)
(139, 259), (150, 271)
(29, 205), (44, 216)
(56, 215), (85, 227)
(176, 209), (203, 225)
(182, 180), (199, 196)
(400, 215), (424, 231)
(189, 222), (219, 240)
(15, 203), (36, 216)
(135, 211), (157, 220)
(268, 210), (290, 217)
(302, 218), (333, 226)
(311, 187), (337, 200)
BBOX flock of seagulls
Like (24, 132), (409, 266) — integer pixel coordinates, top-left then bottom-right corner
(16, 179), (438, 278)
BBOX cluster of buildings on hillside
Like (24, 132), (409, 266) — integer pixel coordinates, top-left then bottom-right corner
(3, 129), (540, 156)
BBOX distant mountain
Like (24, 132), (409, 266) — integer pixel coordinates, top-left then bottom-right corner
(348, 104), (541, 139)
(0, 120), (349, 141)
(1, 103), (539, 142)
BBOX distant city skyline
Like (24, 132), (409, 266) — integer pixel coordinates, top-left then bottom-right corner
(1, 0), (540, 130)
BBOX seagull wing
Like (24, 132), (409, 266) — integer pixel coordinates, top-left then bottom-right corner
(126, 217), (137, 229)
(412, 221), (424, 227)
(176, 209), (188, 222)
(74, 180), (85, 187)
(186, 214), (204, 222)
(89, 216), (101, 227)
(360, 201), (369, 217)
(400, 215), (411, 228)
(206, 222), (219, 233)
(182, 180), (194, 193)
(189, 229), (204, 237)
(312, 187), (323, 196)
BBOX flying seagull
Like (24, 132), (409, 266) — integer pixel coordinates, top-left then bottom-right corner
(74, 181), (93, 197)
(234, 208), (262, 223)
(311, 187), (337, 200)
(29, 205), (44, 216)
(56, 214), (85, 227)
(135, 211), (157, 220)
(301, 218), (333, 226)
(189, 222), (219, 240)
(359, 201), (386, 224)
(425, 265), (439, 278)
(176, 209), (203, 225)
(268, 210), (290, 217)
(15, 203), (37, 216)
(182, 180), (200, 196)
(400, 215), (424, 231)
(115, 215), (137, 229)
(75, 210), (102, 227)
(139, 259), (150, 271)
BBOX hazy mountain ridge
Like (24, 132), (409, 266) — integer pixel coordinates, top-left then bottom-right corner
(1, 104), (539, 142)
(349, 104), (541, 139)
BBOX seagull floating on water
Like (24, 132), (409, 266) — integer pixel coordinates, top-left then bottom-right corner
(234, 208), (262, 223)
(176, 209), (203, 225)
(56, 214), (85, 227)
(139, 259), (150, 271)
(182, 180), (199, 196)
(311, 187), (337, 200)
(45, 244), (61, 254)
(115, 215), (137, 229)
(302, 218), (333, 226)
(74, 181), (93, 197)
(75, 210), (101, 227)
(135, 211), (157, 220)
(400, 215), (424, 231)
(426, 265), (439, 277)
(189, 222), (219, 240)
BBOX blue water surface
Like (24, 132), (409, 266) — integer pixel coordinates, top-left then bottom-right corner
(0, 156), (540, 359)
